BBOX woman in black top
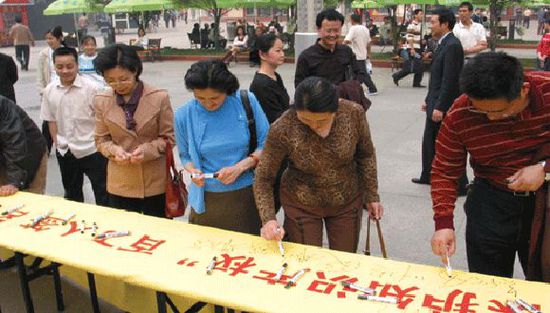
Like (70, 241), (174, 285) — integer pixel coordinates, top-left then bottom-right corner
(249, 33), (289, 124)
(250, 33), (289, 214)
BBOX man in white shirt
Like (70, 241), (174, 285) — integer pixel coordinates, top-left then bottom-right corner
(453, 1), (487, 57)
(343, 13), (378, 95)
(392, 9), (425, 88)
(40, 47), (108, 205)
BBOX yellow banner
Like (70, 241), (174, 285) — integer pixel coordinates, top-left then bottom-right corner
(0, 192), (549, 313)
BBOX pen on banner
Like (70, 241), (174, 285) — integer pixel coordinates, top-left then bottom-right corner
(516, 299), (541, 313)
(61, 213), (75, 225)
(31, 210), (53, 227)
(91, 222), (98, 237)
(1, 204), (24, 216)
(445, 246), (453, 278)
(206, 256), (217, 275)
(190, 173), (219, 179)
(273, 263), (287, 281)
(96, 231), (130, 239)
(284, 268), (309, 289)
(341, 281), (375, 295)
(276, 227), (285, 257)
(358, 294), (399, 304)
(507, 300), (523, 313)
(80, 220), (86, 234)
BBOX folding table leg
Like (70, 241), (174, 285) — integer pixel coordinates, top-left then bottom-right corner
(87, 272), (100, 313)
(157, 291), (167, 313)
(52, 263), (64, 311)
(14, 252), (34, 313)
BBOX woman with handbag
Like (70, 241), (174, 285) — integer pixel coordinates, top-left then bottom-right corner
(94, 44), (174, 217)
(254, 76), (384, 253)
(174, 60), (269, 235)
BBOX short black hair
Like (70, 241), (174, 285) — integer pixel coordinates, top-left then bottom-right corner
(316, 9), (344, 28)
(432, 8), (456, 31)
(350, 13), (361, 24)
(413, 9), (423, 16)
(15, 16), (22, 23)
(294, 77), (339, 113)
(53, 46), (78, 63)
(256, 33), (280, 53)
(460, 52), (524, 101)
(184, 60), (239, 95)
(94, 44), (143, 79)
(459, 1), (474, 11)
(80, 35), (96, 46)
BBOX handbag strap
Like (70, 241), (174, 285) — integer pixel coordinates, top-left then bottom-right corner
(165, 141), (177, 175)
(240, 90), (257, 155)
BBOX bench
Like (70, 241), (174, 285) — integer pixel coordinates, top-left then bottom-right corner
(129, 38), (162, 62)
(391, 55), (432, 72)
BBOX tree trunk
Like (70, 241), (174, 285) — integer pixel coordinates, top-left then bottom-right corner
(389, 6), (400, 54)
(213, 9), (222, 50)
(488, 0), (501, 52)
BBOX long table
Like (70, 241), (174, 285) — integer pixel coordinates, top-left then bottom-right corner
(0, 192), (549, 313)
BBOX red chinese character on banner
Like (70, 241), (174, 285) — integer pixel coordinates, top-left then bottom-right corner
(422, 289), (478, 313)
(20, 217), (63, 232)
(117, 235), (166, 255)
(252, 270), (292, 286)
(369, 280), (420, 310)
(306, 271), (359, 299)
(214, 254), (256, 276)
(60, 221), (92, 237)
(177, 258), (198, 267)
(0, 209), (29, 223)
(487, 300), (542, 313)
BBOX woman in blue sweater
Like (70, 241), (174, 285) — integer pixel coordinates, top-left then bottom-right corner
(174, 60), (269, 234)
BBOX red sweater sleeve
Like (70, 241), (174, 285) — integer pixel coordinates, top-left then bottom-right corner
(430, 110), (468, 231)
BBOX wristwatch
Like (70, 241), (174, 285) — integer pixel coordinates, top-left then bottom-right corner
(539, 160), (550, 181)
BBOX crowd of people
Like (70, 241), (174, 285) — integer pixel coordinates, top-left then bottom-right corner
(0, 2), (549, 287)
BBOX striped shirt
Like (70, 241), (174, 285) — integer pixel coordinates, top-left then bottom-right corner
(431, 72), (550, 230)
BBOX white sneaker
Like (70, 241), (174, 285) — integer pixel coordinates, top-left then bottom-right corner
(368, 91), (379, 96)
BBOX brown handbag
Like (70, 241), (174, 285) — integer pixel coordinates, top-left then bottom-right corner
(165, 142), (188, 218)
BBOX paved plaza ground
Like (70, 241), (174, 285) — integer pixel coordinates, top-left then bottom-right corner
(0, 20), (535, 311)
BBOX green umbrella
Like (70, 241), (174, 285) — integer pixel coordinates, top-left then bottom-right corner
(214, 0), (295, 8)
(351, 0), (383, 9)
(43, 0), (103, 15)
(104, 0), (181, 13)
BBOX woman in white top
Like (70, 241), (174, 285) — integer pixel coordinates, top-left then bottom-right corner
(37, 25), (64, 154)
(221, 25), (248, 65)
(136, 26), (148, 49)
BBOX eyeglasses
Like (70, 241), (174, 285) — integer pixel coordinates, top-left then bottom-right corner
(106, 79), (134, 87)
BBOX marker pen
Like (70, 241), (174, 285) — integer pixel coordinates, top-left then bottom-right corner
(91, 222), (98, 237)
(31, 210), (53, 227)
(96, 231), (130, 239)
(1, 204), (24, 216)
(80, 220), (86, 234)
(516, 299), (541, 313)
(276, 227), (285, 257)
(273, 263), (287, 281)
(206, 256), (217, 275)
(61, 213), (75, 225)
(284, 268), (309, 288)
(445, 248), (453, 278)
(341, 281), (375, 295)
(190, 173), (219, 179)
(507, 300), (523, 313)
(358, 294), (399, 304)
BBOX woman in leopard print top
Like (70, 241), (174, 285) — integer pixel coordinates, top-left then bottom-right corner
(254, 77), (384, 252)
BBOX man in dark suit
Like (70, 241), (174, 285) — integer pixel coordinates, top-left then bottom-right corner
(0, 52), (18, 102)
(412, 8), (468, 193)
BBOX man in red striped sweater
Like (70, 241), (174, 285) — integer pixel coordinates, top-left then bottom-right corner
(430, 52), (550, 279)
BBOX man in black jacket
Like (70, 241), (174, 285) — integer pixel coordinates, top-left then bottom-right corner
(412, 8), (468, 193)
(0, 52), (18, 102)
(0, 95), (47, 196)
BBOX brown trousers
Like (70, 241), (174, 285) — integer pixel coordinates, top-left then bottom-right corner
(280, 188), (363, 253)
(189, 186), (262, 235)
(0, 152), (47, 194)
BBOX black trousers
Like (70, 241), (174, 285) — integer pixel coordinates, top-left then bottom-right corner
(393, 56), (423, 86)
(464, 179), (535, 277)
(355, 59), (377, 92)
(56, 150), (108, 206)
(14, 45), (30, 70)
(108, 193), (166, 218)
(42, 121), (52, 153)
(421, 115), (468, 187)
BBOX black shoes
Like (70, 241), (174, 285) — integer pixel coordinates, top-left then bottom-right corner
(411, 178), (430, 185)
(393, 76), (399, 86)
(413, 84), (426, 88)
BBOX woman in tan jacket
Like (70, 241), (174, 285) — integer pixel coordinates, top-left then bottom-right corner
(94, 44), (174, 217)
